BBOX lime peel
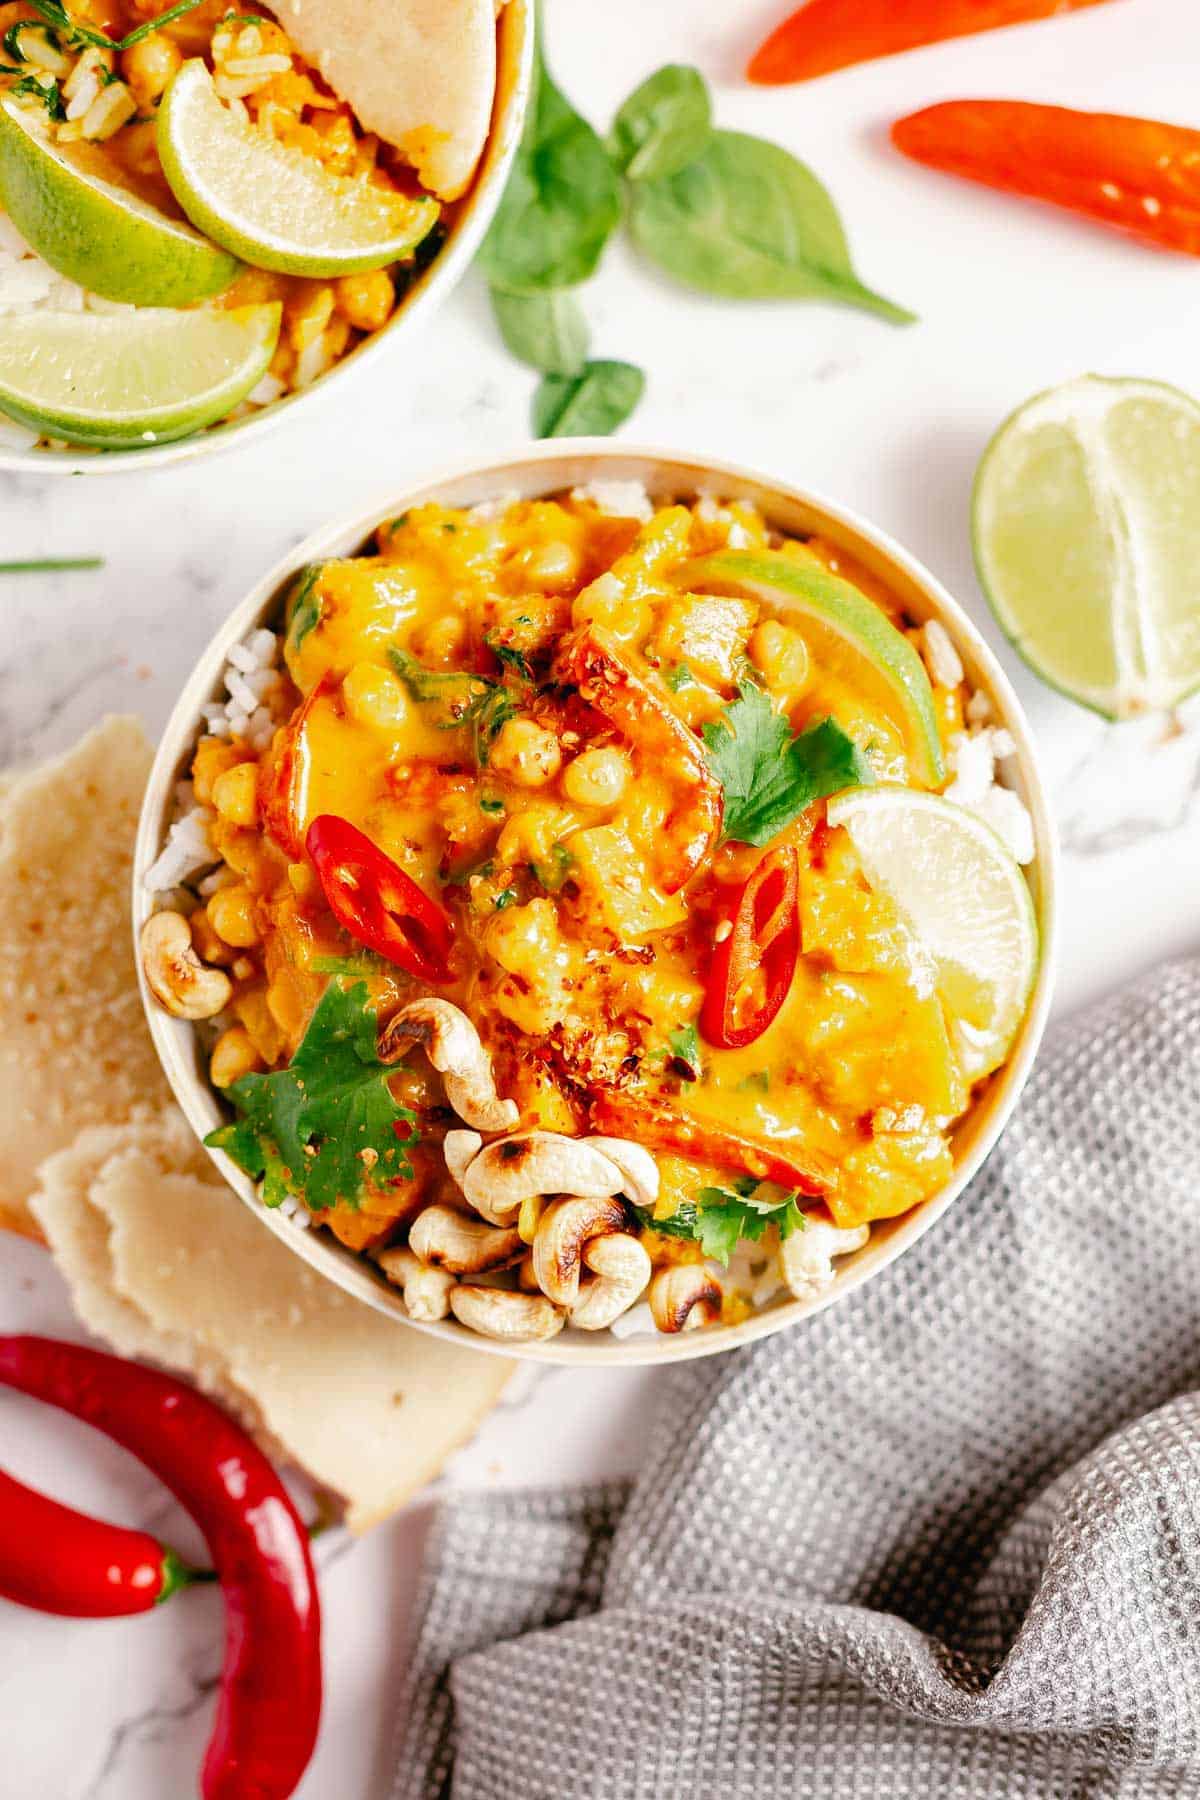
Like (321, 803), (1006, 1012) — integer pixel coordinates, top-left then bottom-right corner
(0, 303), (282, 448)
(157, 60), (440, 277)
(0, 94), (240, 306)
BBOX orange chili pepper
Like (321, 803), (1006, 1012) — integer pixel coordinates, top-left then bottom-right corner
(891, 101), (1200, 258)
(748, 0), (1113, 85)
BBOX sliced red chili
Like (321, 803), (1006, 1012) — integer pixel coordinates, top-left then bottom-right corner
(591, 1089), (830, 1198)
(306, 814), (454, 984)
(700, 846), (799, 1049)
(259, 671), (337, 861)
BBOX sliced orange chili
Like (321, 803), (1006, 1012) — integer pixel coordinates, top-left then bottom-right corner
(591, 1089), (830, 1198)
(306, 815), (453, 985)
(892, 101), (1200, 258)
(748, 0), (1113, 85)
(700, 846), (799, 1050)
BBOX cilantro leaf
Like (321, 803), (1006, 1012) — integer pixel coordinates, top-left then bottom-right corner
(702, 679), (873, 847)
(206, 979), (417, 1214)
(664, 660), (697, 692)
(636, 1180), (806, 1267)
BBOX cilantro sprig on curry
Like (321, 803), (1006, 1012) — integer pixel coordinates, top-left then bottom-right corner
(142, 487), (1036, 1342)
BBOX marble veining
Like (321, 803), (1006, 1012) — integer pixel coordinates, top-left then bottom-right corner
(1, 0), (1198, 1792)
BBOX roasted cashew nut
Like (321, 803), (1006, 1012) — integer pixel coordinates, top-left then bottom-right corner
(408, 1204), (523, 1276)
(450, 1285), (565, 1342)
(443, 1128), (483, 1191)
(379, 999), (518, 1133)
(531, 1194), (629, 1308)
(649, 1264), (723, 1334)
(460, 1131), (627, 1227)
(569, 1233), (652, 1331)
(140, 910), (233, 1021)
(778, 1216), (868, 1302)
(585, 1137), (659, 1211)
(375, 1246), (456, 1322)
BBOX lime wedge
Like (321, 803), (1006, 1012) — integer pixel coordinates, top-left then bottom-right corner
(0, 303), (281, 448)
(827, 788), (1038, 1080)
(973, 376), (1200, 719)
(679, 549), (945, 786)
(157, 60), (440, 276)
(0, 94), (239, 306)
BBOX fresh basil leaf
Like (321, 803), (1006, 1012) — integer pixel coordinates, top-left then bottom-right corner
(490, 285), (589, 376)
(205, 979), (417, 1214)
(607, 63), (713, 183)
(629, 129), (913, 323)
(532, 359), (645, 439)
(703, 678), (874, 846)
(479, 38), (621, 292)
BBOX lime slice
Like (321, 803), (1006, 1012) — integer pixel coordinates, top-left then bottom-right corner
(157, 60), (440, 276)
(679, 549), (945, 785)
(0, 94), (239, 306)
(0, 303), (281, 448)
(827, 787), (1038, 1080)
(974, 376), (1200, 719)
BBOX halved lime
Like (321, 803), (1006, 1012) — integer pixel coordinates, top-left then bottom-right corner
(679, 549), (945, 785)
(974, 376), (1200, 719)
(157, 60), (440, 276)
(0, 95), (239, 306)
(827, 787), (1038, 1079)
(0, 303), (281, 448)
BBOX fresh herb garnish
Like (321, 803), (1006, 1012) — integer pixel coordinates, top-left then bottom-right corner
(666, 1023), (703, 1082)
(532, 360), (645, 439)
(309, 951), (383, 977)
(702, 677), (873, 847)
(531, 841), (575, 892)
(27, 0), (208, 50)
(490, 286), (589, 378)
(479, 795), (506, 815)
(12, 72), (65, 118)
(737, 1070), (771, 1094)
(285, 563), (323, 656)
(0, 556), (103, 572)
(493, 887), (519, 910)
(606, 63), (712, 183)
(637, 1179), (806, 1267)
(206, 979), (418, 1213)
(444, 857), (494, 888)
(664, 660), (697, 692)
(485, 632), (534, 680)
(389, 646), (528, 766)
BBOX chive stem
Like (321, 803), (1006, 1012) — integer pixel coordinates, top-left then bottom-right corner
(0, 557), (104, 572)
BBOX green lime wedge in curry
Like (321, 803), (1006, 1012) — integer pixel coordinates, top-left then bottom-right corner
(157, 60), (440, 278)
(0, 94), (239, 307)
(0, 303), (281, 448)
(973, 375), (1200, 720)
(678, 549), (945, 786)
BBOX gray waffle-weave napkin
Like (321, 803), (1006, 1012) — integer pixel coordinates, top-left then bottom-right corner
(393, 957), (1200, 1800)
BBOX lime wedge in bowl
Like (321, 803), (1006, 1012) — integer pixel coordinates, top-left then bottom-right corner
(0, 303), (281, 448)
(678, 549), (945, 785)
(827, 787), (1038, 1080)
(158, 60), (440, 276)
(0, 95), (239, 306)
(973, 375), (1200, 719)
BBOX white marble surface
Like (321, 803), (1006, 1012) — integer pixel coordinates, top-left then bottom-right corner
(2, 0), (1199, 1793)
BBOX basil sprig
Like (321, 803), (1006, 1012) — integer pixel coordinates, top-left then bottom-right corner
(478, 47), (912, 439)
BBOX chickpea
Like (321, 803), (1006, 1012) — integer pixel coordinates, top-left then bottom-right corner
(192, 735), (241, 804)
(412, 614), (467, 668)
(333, 269), (396, 334)
(120, 30), (180, 105)
(285, 283), (335, 352)
(521, 540), (579, 589)
(496, 802), (571, 869)
(561, 747), (631, 810)
(210, 1026), (263, 1090)
(342, 662), (408, 730)
(206, 883), (261, 949)
(749, 619), (810, 693)
(211, 760), (259, 828)
(489, 718), (562, 789)
(190, 906), (234, 968)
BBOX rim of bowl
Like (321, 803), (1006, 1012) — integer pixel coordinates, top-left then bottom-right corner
(0, 0), (533, 477)
(134, 441), (1060, 1366)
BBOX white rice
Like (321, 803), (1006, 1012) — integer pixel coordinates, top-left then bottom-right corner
(570, 480), (654, 523)
(145, 627), (281, 896)
(945, 725), (1035, 865)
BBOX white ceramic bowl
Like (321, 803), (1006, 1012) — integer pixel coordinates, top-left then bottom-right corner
(0, 0), (532, 477)
(134, 443), (1059, 1365)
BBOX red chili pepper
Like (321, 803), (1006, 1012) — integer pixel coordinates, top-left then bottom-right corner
(892, 101), (1200, 258)
(590, 1090), (830, 1197)
(0, 1337), (321, 1800)
(259, 671), (337, 861)
(748, 0), (1113, 85)
(0, 1465), (214, 1616)
(700, 847), (799, 1050)
(306, 813), (454, 983)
